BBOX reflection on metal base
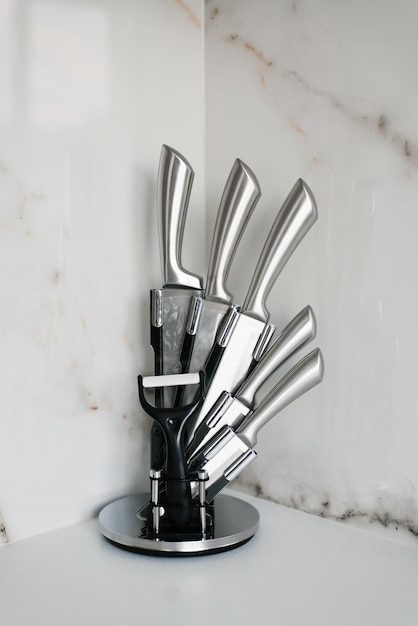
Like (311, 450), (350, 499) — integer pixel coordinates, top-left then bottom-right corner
(98, 493), (259, 556)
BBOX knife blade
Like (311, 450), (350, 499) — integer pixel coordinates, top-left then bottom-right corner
(186, 178), (318, 443)
(187, 304), (316, 462)
(198, 348), (324, 502)
(179, 158), (261, 404)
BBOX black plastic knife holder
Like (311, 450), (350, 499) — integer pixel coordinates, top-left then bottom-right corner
(141, 469), (215, 541)
(98, 324), (260, 555)
(97, 145), (265, 555)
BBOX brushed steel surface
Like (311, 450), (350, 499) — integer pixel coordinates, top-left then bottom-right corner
(182, 159), (261, 396)
(157, 146), (204, 387)
(199, 349), (324, 500)
(240, 348), (324, 448)
(187, 305), (316, 460)
(186, 178), (318, 438)
(205, 159), (261, 303)
(158, 144), (202, 290)
(237, 305), (316, 405)
(188, 314), (269, 434)
(242, 179), (318, 322)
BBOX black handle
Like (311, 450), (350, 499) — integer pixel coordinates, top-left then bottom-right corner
(174, 331), (196, 407)
(149, 290), (165, 468)
(184, 341), (226, 446)
(138, 371), (206, 529)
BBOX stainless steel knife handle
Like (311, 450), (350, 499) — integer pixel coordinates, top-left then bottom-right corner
(157, 145), (203, 289)
(237, 305), (317, 405)
(205, 159), (261, 303)
(242, 179), (318, 321)
(239, 348), (324, 448)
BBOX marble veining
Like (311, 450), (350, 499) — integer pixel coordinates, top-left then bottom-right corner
(279, 68), (418, 167)
(224, 33), (274, 72)
(234, 474), (418, 544)
(204, 0), (418, 545)
(0, 512), (8, 545)
(0, 0), (204, 543)
(3, 0), (418, 547)
(206, 3), (418, 169)
(175, 0), (201, 28)
(0, 158), (44, 223)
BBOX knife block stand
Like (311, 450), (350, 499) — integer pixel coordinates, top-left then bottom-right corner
(97, 144), (325, 555)
(141, 471), (216, 541)
(99, 385), (260, 556)
(98, 490), (259, 556)
(99, 375), (259, 556)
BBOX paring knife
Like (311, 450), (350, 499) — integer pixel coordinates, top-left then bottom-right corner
(198, 348), (324, 502)
(187, 304), (316, 462)
(186, 178), (318, 444)
(179, 159), (261, 405)
(150, 145), (203, 466)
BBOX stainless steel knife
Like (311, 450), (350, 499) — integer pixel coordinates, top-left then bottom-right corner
(156, 144), (204, 380)
(197, 348), (324, 502)
(180, 158), (261, 404)
(187, 304), (316, 461)
(150, 145), (203, 465)
(186, 178), (318, 443)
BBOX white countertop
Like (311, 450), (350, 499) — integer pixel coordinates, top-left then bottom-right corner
(1, 491), (418, 626)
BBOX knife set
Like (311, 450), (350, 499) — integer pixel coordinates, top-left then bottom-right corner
(99, 145), (324, 555)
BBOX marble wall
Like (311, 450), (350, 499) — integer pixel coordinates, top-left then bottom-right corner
(2, 0), (418, 546)
(0, 0), (204, 543)
(204, 0), (418, 544)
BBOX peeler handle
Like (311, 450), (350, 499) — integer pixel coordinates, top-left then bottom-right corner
(138, 371), (206, 529)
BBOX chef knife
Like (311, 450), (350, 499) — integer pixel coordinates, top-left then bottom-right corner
(186, 178), (318, 443)
(187, 304), (316, 461)
(178, 158), (261, 404)
(198, 348), (324, 502)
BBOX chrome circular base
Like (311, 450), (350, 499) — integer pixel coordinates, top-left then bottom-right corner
(98, 493), (259, 556)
